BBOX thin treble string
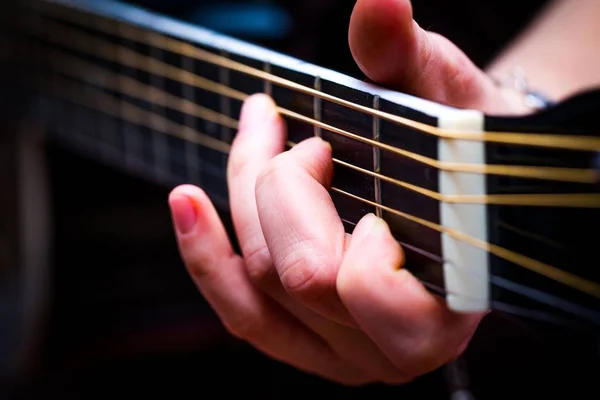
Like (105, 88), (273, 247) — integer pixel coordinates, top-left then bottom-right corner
(12, 30), (600, 300)
(33, 54), (600, 327)
(20, 19), (600, 185)
(31, 45), (600, 208)
(37, 70), (600, 302)
(13, 7), (600, 299)
(35, 2), (600, 152)
(42, 73), (600, 328)
(18, 2), (600, 322)
(34, 76), (495, 305)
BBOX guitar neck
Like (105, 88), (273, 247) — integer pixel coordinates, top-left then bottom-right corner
(4, 0), (600, 330)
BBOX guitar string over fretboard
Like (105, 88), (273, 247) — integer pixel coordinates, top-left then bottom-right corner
(5, 0), (600, 326)
(17, 42), (600, 208)
(13, 16), (600, 186)
(35, 1), (600, 153)
(22, 66), (600, 302)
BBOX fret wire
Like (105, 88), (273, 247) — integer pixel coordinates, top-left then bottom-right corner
(15, 6), (600, 152)
(59, 119), (480, 309)
(17, 2), (600, 322)
(97, 18), (119, 161)
(15, 36), (600, 208)
(18, 20), (600, 183)
(118, 21), (141, 170)
(143, 24), (600, 151)
(313, 76), (322, 138)
(182, 43), (202, 185)
(219, 49), (232, 169)
(148, 32), (169, 181)
(64, 12), (600, 152)
(372, 95), (382, 218)
(38, 72), (600, 300)
(23, 43), (600, 208)
(263, 61), (272, 96)
(4, 3), (592, 316)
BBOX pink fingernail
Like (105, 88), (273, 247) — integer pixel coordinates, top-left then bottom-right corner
(170, 195), (197, 235)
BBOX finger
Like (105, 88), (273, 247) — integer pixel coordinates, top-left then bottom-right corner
(348, 0), (523, 114)
(168, 184), (370, 385)
(255, 137), (353, 325)
(265, 278), (408, 384)
(337, 214), (484, 379)
(227, 94), (286, 285)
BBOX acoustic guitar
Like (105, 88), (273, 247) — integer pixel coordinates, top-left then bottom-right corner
(1, 0), (599, 387)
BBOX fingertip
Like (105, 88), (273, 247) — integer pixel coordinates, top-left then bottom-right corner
(239, 93), (279, 132)
(168, 185), (203, 235)
(286, 137), (334, 186)
(362, 217), (405, 270)
(338, 216), (405, 297)
(350, 213), (381, 245)
(169, 185), (236, 274)
(290, 136), (331, 153)
(246, 92), (276, 105)
(168, 185), (220, 238)
(169, 184), (205, 203)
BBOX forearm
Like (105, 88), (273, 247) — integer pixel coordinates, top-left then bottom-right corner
(486, 0), (600, 102)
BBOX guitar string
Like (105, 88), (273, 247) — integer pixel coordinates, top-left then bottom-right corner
(17, 1), (600, 323)
(34, 3), (600, 153)
(11, 5), (600, 300)
(28, 46), (600, 209)
(18, 19), (600, 186)
(22, 72), (600, 325)
(9, 28), (600, 301)
(33, 69), (600, 302)
(39, 74), (458, 301)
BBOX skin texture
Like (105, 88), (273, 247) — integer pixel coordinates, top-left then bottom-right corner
(348, 0), (517, 113)
(168, 0), (600, 386)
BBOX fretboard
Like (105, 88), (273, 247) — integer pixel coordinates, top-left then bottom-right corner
(3, 0), (600, 330)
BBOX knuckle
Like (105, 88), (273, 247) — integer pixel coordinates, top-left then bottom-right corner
(278, 248), (336, 302)
(243, 245), (273, 285)
(184, 249), (218, 282)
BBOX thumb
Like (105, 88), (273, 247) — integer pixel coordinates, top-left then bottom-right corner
(349, 0), (524, 114)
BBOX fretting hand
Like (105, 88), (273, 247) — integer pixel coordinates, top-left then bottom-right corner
(167, 0), (570, 385)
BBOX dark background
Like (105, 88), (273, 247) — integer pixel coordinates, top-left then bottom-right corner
(4, 0), (598, 399)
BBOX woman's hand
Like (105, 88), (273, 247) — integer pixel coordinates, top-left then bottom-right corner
(169, 94), (482, 385)
(166, 0), (533, 385)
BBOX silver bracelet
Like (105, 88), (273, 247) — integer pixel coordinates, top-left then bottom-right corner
(491, 66), (555, 111)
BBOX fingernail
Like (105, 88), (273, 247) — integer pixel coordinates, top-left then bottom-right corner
(364, 216), (392, 241)
(371, 218), (388, 233)
(239, 94), (276, 132)
(353, 213), (382, 245)
(170, 195), (197, 235)
(362, 213), (380, 230)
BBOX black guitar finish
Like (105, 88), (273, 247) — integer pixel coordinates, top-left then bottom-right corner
(1, 3), (599, 398)
(3, 0), (599, 329)
(487, 93), (600, 327)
